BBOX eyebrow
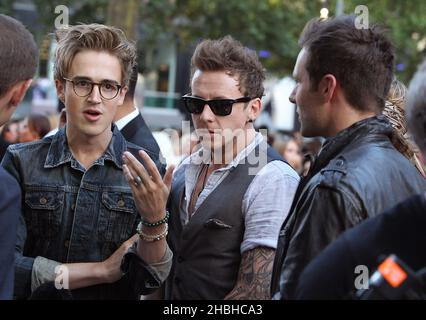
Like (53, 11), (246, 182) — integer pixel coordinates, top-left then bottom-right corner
(191, 95), (232, 100)
(71, 76), (120, 84)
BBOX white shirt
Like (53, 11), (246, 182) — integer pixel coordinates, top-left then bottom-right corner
(114, 106), (139, 130)
(174, 132), (300, 253)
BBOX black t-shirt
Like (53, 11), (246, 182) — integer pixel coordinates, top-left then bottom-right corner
(295, 193), (426, 299)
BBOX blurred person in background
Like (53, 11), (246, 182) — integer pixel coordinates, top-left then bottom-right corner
(0, 120), (20, 160)
(1, 120), (20, 144)
(18, 114), (51, 143)
(273, 135), (303, 174)
(44, 109), (67, 138)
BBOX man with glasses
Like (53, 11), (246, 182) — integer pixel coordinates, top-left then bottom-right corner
(122, 36), (299, 299)
(1, 24), (172, 299)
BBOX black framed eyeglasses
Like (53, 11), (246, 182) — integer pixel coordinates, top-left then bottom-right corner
(63, 77), (122, 100)
(181, 95), (253, 116)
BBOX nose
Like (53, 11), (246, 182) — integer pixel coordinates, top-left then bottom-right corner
(289, 87), (296, 104)
(198, 103), (215, 122)
(87, 84), (102, 103)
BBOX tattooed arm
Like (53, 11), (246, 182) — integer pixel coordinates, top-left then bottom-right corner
(224, 246), (275, 300)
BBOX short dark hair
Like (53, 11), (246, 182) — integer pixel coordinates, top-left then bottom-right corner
(299, 15), (394, 113)
(124, 65), (138, 101)
(0, 14), (38, 98)
(190, 35), (265, 98)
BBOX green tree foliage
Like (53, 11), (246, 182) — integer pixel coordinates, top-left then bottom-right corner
(1, 0), (424, 81)
(334, 0), (426, 83)
(137, 0), (425, 81)
(138, 0), (322, 75)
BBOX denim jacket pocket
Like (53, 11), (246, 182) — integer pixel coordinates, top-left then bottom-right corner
(24, 189), (65, 238)
(99, 191), (138, 243)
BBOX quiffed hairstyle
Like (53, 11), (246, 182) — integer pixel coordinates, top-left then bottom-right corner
(0, 14), (38, 98)
(54, 24), (136, 86)
(299, 15), (394, 113)
(406, 59), (426, 158)
(190, 35), (265, 98)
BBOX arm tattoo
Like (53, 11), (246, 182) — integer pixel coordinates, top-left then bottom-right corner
(224, 246), (275, 300)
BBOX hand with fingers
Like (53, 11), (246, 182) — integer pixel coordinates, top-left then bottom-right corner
(122, 150), (175, 223)
(102, 234), (138, 283)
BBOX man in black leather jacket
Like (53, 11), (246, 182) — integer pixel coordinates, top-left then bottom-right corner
(271, 15), (426, 299)
(294, 58), (426, 300)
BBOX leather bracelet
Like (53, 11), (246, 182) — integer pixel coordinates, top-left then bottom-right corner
(139, 210), (170, 227)
(137, 222), (168, 242)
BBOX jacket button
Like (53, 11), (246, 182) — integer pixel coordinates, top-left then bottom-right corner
(177, 256), (184, 263)
(39, 197), (48, 205)
(117, 199), (125, 207)
(64, 240), (70, 248)
(336, 159), (344, 166)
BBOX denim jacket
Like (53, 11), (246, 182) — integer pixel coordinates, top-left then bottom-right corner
(1, 125), (169, 299)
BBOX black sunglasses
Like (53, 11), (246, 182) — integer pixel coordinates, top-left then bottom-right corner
(181, 95), (253, 116)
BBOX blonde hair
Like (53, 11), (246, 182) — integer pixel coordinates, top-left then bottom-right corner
(383, 79), (425, 177)
(54, 24), (136, 86)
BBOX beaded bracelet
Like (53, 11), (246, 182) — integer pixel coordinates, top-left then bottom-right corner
(137, 222), (168, 242)
(139, 210), (170, 227)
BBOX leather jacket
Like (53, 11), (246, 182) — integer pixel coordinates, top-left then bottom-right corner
(271, 116), (426, 299)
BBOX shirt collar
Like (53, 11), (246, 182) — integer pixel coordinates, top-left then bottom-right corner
(44, 124), (127, 169)
(114, 106), (139, 130)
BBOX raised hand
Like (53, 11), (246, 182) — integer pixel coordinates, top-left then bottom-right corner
(122, 150), (174, 223)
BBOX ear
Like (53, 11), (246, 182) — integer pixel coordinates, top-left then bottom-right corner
(55, 79), (66, 104)
(319, 74), (337, 103)
(247, 97), (262, 122)
(9, 79), (32, 107)
(117, 85), (128, 106)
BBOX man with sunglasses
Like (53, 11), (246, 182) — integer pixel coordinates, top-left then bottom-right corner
(123, 35), (299, 299)
(1, 24), (172, 299)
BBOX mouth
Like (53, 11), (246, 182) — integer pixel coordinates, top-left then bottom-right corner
(207, 129), (222, 140)
(83, 109), (102, 122)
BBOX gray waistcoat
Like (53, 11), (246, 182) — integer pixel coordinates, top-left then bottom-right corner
(165, 144), (284, 299)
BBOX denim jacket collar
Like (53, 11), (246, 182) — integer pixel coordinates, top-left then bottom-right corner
(44, 124), (127, 170)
